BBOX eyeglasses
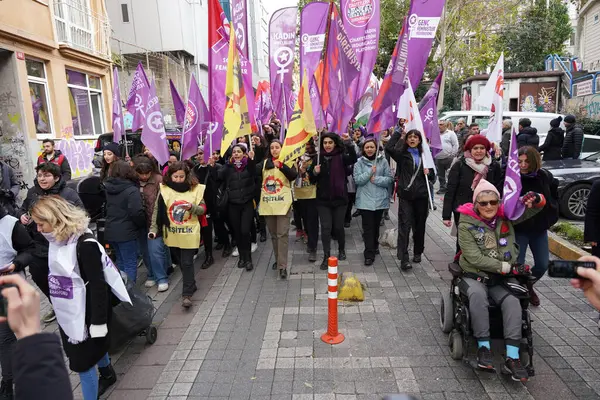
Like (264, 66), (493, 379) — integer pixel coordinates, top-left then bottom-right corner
(477, 200), (499, 207)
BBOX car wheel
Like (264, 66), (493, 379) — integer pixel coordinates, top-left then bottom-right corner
(560, 183), (591, 220)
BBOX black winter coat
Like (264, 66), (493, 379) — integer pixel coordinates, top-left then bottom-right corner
(562, 124), (584, 159)
(500, 127), (512, 157)
(538, 127), (564, 160)
(585, 180), (600, 243)
(14, 333), (73, 400)
(517, 127), (539, 149)
(514, 169), (559, 233)
(385, 133), (434, 200)
(442, 158), (504, 220)
(219, 158), (257, 205)
(308, 140), (357, 207)
(18, 179), (84, 258)
(60, 235), (113, 372)
(193, 164), (220, 213)
(103, 178), (146, 241)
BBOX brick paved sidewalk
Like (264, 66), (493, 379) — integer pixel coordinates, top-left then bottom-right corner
(55, 199), (600, 400)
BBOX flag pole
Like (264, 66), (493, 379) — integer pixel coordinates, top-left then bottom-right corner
(317, 0), (334, 165)
(424, 167), (434, 211)
(281, 85), (288, 142)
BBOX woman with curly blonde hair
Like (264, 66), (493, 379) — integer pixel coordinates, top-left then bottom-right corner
(31, 196), (130, 400)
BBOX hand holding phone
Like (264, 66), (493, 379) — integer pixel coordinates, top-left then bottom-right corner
(548, 260), (596, 278)
(570, 256), (600, 310)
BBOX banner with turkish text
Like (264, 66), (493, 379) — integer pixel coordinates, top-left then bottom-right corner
(125, 63), (150, 132)
(141, 82), (170, 165)
(231, 0), (249, 57)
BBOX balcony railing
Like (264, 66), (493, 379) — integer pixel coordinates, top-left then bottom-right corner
(53, 0), (110, 60)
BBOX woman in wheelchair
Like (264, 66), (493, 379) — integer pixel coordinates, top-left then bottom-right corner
(457, 179), (545, 382)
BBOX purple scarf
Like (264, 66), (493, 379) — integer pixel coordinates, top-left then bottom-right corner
(324, 147), (345, 198)
(231, 156), (248, 172)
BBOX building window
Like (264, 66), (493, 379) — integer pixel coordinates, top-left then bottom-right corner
(121, 4), (129, 23)
(66, 69), (105, 136)
(26, 59), (53, 135)
(594, 13), (599, 24)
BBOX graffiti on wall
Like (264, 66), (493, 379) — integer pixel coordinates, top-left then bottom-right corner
(50, 126), (96, 178)
(565, 94), (600, 120)
(519, 82), (557, 113)
(0, 114), (29, 191)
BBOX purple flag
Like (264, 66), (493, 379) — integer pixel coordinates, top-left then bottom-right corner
(326, 4), (361, 134)
(231, 0), (249, 58)
(407, 0), (445, 89)
(209, 0), (256, 152)
(125, 63), (150, 132)
(141, 82), (170, 166)
(170, 79), (186, 126)
(366, 20), (409, 133)
(181, 75), (210, 161)
(269, 7), (298, 126)
(112, 67), (124, 143)
(300, 2), (329, 127)
(503, 128), (526, 220)
(254, 81), (273, 125)
(340, 0), (380, 125)
(419, 70), (443, 157)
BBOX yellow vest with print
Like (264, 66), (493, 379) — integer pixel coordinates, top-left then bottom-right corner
(160, 184), (206, 249)
(293, 158), (317, 200)
(259, 164), (293, 216)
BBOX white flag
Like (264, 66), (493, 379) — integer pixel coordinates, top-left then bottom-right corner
(475, 53), (504, 143)
(397, 80), (436, 170)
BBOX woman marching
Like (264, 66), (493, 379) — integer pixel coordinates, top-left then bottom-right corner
(100, 142), (121, 181)
(309, 132), (357, 270)
(295, 140), (319, 263)
(258, 140), (298, 279)
(30, 196), (130, 399)
(354, 138), (393, 266)
(218, 143), (257, 271)
(385, 129), (435, 271)
(515, 146), (559, 306)
(150, 162), (206, 308)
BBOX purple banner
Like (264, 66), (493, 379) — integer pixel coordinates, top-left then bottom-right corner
(366, 19), (409, 133)
(181, 75), (210, 161)
(170, 79), (186, 126)
(141, 82), (171, 166)
(255, 81), (273, 125)
(327, 4), (361, 134)
(419, 70), (443, 157)
(503, 128), (526, 220)
(341, 0), (380, 124)
(125, 63), (150, 132)
(407, 0), (445, 89)
(209, 0), (256, 151)
(231, 0), (249, 58)
(112, 67), (124, 143)
(269, 7), (298, 125)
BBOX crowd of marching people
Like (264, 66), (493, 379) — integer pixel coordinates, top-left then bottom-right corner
(0, 110), (595, 397)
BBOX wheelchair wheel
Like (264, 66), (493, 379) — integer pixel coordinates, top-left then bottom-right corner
(440, 290), (454, 333)
(450, 331), (464, 360)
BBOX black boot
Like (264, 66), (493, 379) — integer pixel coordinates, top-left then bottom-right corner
(201, 254), (214, 269)
(222, 244), (233, 258)
(245, 254), (254, 271)
(98, 364), (117, 396)
(237, 255), (246, 269)
(338, 249), (347, 261)
(320, 253), (330, 270)
(0, 380), (13, 400)
(259, 231), (267, 242)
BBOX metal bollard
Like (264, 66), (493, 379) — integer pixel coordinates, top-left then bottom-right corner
(321, 256), (345, 344)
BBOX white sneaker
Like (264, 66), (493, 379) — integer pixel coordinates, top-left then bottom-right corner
(251, 242), (258, 253)
(232, 247), (239, 257)
(157, 282), (169, 292)
(145, 280), (156, 288)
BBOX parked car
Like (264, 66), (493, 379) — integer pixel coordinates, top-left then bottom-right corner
(538, 132), (600, 159)
(439, 110), (564, 135)
(543, 151), (600, 220)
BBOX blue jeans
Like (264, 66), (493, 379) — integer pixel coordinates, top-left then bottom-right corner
(79, 352), (110, 400)
(516, 230), (550, 280)
(138, 234), (169, 284)
(109, 240), (139, 283)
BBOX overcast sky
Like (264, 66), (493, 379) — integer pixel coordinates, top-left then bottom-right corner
(262, 0), (299, 20)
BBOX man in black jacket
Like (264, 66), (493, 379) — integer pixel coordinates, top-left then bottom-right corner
(517, 118), (539, 149)
(37, 139), (72, 181)
(17, 162), (83, 324)
(562, 114), (584, 159)
(500, 119), (513, 157)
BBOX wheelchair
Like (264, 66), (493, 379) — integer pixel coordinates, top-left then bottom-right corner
(439, 262), (535, 377)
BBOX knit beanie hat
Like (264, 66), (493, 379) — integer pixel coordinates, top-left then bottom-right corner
(103, 142), (120, 155)
(564, 114), (576, 124)
(550, 116), (562, 128)
(472, 179), (500, 203)
(464, 134), (491, 152)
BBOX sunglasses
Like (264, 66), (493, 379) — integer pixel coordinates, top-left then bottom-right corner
(477, 200), (499, 207)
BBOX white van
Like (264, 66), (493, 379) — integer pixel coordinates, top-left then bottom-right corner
(439, 111), (565, 135)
